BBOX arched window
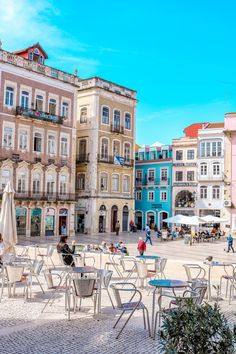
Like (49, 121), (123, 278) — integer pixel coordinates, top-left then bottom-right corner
(113, 110), (120, 128)
(100, 173), (108, 191)
(80, 107), (87, 123)
(113, 140), (120, 156)
(1, 169), (10, 191)
(34, 132), (42, 152)
(112, 174), (119, 191)
(21, 91), (29, 109)
(47, 174), (55, 194)
(123, 175), (130, 192)
(32, 173), (40, 194)
(17, 170), (27, 193)
(77, 173), (85, 190)
(200, 186), (207, 199)
(5, 87), (14, 106)
(48, 135), (56, 154)
(213, 162), (220, 176)
(200, 163), (207, 176)
(125, 113), (131, 130)
(59, 175), (67, 195)
(49, 98), (57, 115)
(212, 185), (220, 199)
(101, 138), (109, 160)
(102, 106), (109, 124)
(124, 143), (131, 162)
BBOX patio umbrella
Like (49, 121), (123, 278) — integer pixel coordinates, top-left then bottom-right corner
(0, 182), (17, 255)
(200, 215), (228, 223)
(162, 215), (204, 226)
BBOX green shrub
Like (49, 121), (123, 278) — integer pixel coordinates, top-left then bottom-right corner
(160, 299), (235, 354)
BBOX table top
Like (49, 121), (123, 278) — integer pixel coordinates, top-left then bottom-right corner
(204, 261), (233, 267)
(70, 266), (97, 274)
(149, 279), (188, 288)
(136, 255), (161, 260)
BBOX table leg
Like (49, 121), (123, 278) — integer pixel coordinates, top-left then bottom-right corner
(151, 287), (156, 337)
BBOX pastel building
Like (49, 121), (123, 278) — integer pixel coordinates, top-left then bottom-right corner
(135, 143), (172, 230)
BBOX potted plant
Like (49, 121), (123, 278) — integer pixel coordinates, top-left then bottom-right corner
(160, 300), (236, 354)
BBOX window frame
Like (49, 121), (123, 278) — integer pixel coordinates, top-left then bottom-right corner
(148, 190), (155, 201)
(101, 106), (110, 125)
(176, 150), (183, 161)
(160, 190), (167, 201)
(200, 186), (208, 199)
(112, 174), (120, 192)
(124, 112), (131, 130)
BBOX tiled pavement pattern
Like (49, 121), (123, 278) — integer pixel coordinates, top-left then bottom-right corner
(0, 233), (235, 353)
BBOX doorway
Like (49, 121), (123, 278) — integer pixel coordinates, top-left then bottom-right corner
(111, 205), (118, 232)
(159, 211), (168, 229)
(77, 213), (85, 233)
(122, 205), (129, 232)
(59, 208), (68, 235)
(147, 211), (155, 229)
(135, 211), (143, 230)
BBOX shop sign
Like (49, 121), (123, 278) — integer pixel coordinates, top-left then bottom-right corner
(59, 208), (68, 216)
(16, 208), (27, 217)
(31, 208), (41, 216)
(173, 182), (197, 187)
(46, 208), (55, 216)
(151, 204), (162, 209)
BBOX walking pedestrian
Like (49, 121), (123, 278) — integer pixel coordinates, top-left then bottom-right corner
(115, 220), (120, 236)
(137, 237), (146, 255)
(145, 224), (153, 245)
(227, 234), (235, 253)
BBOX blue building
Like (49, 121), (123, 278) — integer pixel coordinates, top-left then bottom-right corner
(135, 143), (172, 230)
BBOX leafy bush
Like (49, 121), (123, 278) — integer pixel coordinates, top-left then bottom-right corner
(160, 299), (235, 354)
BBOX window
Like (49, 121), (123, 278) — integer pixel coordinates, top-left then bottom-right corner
(206, 142), (211, 157)
(113, 141), (120, 156)
(112, 174), (119, 191)
(176, 150), (183, 160)
(200, 163), (207, 176)
(148, 191), (155, 201)
(161, 168), (168, 181)
(136, 191), (142, 200)
(17, 172), (26, 193)
(136, 170), (143, 181)
(200, 142), (205, 157)
(101, 138), (109, 160)
(77, 173), (85, 190)
(59, 175), (67, 195)
(162, 150), (168, 159)
(212, 142), (217, 157)
(124, 143), (131, 162)
(102, 106), (109, 124)
(150, 151), (156, 160)
(34, 132), (42, 152)
(213, 163), (220, 176)
(100, 173), (108, 191)
(19, 129), (28, 150)
(1, 169), (10, 190)
(29, 52), (33, 60)
(48, 135), (56, 155)
(61, 102), (69, 118)
(39, 55), (43, 64)
(217, 142), (222, 157)
(35, 95), (43, 111)
(125, 113), (131, 129)
(113, 110), (120, 128)
(80, 107), (87, 123)
(123, 175), (130, 192)
(187, 149), (194, 160)
(49, 98), (57, 115)
(21, 91), (29, 109)
(3, 126), (13, 148)
(32, 173), (40, 194)
(47, 174), (54, 194)
(175, 171), (183, 181)
(60, 136), (68, 156)
(200, 186), (207, 199)
(148, 169), (155, 182)
(160, 191), (167, 201)
(5, 86), (14, 106)
(212, 186), (220, 199)
(187, 171), (194, 181)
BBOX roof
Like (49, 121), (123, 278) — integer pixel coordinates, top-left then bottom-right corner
(151, 141), (163, 147)
(135, 144), (140, 152)
(205, 122), (224, 129)
(184, 123), (208, 138)
(13, 42), (48, 59)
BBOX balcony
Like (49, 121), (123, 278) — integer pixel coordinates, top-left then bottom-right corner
(16, 106), (64, 125)
(135, 178), (170, 187)
(97, 154), (134, 166)
(76, 154), (90, 163)
(13, 191), (76, 202)
(198, 173), (224, 181)
(111, 125), (124, 134)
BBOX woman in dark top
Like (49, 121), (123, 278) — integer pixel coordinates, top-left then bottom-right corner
(57, 236), (76, 266)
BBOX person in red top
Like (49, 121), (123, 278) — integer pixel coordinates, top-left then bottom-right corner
(137, 237), (146, 256)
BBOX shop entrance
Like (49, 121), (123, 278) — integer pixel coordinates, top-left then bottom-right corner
(16, 207), (27, 236)
(99, 205), (106, 233)
(59, 208), (68, 235)
(147, 211), (155, 229)
(111, 205), (118, 232)
(31, 208), (41, 236)
(45, 208), (55, 236)
(77, 213), (85, 233)
(135, 211), (143, 230)
(159, 211), (168, 229)
(122, 206), (129, 232)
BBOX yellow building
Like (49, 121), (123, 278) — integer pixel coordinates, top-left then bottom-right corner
(75, 77), (137, 234)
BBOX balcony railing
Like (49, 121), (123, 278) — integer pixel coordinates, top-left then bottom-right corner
(111, 125), (124, 134)
(76, 154), (90, 163)
(16, 106), (64, 124)
(97, 154), (134, 166)
(135, 178), (170, 187)
(8, 191), (76, 202)
(198, 173), (224, 181)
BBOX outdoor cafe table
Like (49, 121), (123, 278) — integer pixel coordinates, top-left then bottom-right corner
(149, 279), (188, 337)
(136, 255), (161, 261)
(203, 261), (233, 301)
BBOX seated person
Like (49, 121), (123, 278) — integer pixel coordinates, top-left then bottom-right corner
(99, 241), (107, 252)
(108, 243), (116, 253)
(119, 243), (129, 256)
(57, 236), (76, 266)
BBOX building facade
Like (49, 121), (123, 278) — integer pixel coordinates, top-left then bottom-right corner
(0, 44), (77, 237)
(172, 124), (205, 217)
(75, 77), (136, 234)
(196, 123), (225, 218)
(135, 144), (172, 230)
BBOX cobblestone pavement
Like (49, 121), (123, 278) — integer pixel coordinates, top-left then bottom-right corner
(0, 234), (235, 353)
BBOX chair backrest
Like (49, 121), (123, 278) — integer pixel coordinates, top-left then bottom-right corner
(17, 246), (29, 257)
(136, 262), (148, 279)
(155, 258), (167, 273)
(98, 269), (113, 289)
(73, 255), (84, 267)
(110, 284), (123, 308)
(6, 265), (23, 283)
(72, 278), (96, 298)
(32, 259), (44, 275)
(120, 257), (135, 272)
(183, 264), (205, 282)
(47, 245), (54, 257)
(44, 270), (54, 289)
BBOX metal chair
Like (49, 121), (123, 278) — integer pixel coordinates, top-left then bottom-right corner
(219, 264), (235, 298)
(183, 264), (207, 284)
(95, 269), (114, 308)
(24, 259), (44, 298)
(119, 256), (136, 281)
(37, 245), (55, 267)
(17, 246), (29, 258)
(1, 265), (24, 299)
(105, 254), (122, 277)
(149, 258), (167, 279)
(228, 265), (236, 304)
(135, 261), (153, 289)
(110, 282), (150, 339)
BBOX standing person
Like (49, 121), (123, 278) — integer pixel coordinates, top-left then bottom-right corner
(227, 234), (235, 253)
(115, 220), (120, 236)
(61, 223), (67, 236)
(129, 220), (134, 233)
(137, 237), (146, 255)
(145, 224), (153, 245)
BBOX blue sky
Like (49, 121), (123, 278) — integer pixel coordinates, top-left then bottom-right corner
(0, 0), (235, 145)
